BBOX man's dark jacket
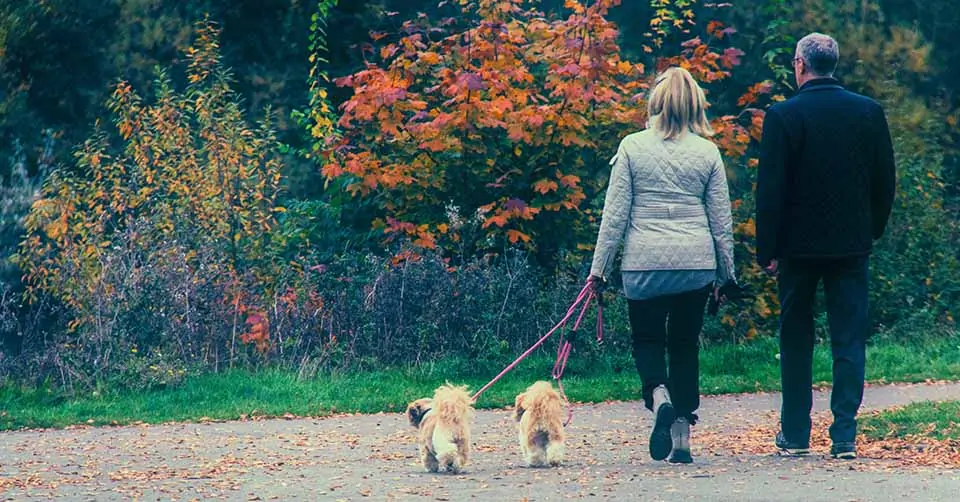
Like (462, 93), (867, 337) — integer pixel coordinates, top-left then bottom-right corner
(755, 78), (896, 267)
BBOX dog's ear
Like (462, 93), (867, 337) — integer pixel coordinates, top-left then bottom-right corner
(406, 399), (431, 428)
(406, 402), (423, 427)
(513, 393), (525, 422)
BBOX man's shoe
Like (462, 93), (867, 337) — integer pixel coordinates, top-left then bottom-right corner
(650, 385), (675, 461)
(775, 432), (810, 456)
(830, 443), (857, 460)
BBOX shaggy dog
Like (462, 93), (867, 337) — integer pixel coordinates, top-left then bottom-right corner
(405, 383), (474, 473)
(514, 380), (566, 467)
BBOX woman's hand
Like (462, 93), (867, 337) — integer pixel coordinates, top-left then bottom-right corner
(587, 275), (606, 294)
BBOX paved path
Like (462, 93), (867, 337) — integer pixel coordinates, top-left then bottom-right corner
(2, 383), (959, 501)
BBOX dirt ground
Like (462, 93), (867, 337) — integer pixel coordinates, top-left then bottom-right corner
(2, 382), (959, 501)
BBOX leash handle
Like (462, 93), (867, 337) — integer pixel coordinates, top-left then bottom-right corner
(553, 339), (574, 426)
(556, 375), (574, 427)
(595, 291), (604, 345)
(588, 276), (605, 344)
(552, 340), (571, 380)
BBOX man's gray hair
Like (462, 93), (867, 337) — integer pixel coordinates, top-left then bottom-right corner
(796, 33), (839, 77)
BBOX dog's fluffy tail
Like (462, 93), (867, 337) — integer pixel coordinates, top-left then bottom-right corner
(433, 383), (473, 427)
(432, 383), (473, 473)
(528, 381), (565, 434)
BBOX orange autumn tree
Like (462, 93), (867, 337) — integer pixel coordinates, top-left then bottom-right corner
(323, 0), (764, 262)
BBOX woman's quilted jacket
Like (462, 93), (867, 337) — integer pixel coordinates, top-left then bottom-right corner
(590, 129), (736, 285)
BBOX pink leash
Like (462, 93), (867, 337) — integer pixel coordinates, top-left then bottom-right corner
(471, 280), (604, 426)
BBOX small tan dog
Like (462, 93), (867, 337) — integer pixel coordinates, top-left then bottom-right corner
(514, 380), (566, 467)
(405, 383), (474, 473)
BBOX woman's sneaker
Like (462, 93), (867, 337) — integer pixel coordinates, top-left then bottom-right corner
(668, 417), (693, 464)
(830, 443), (857, 459)
(775, 431), (810, 456)
(650, 385), (676, 461)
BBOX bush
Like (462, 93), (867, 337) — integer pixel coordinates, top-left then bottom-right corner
(11, 23), (291, 392)
(869, 122), (959, 332)
(265, 247), (617, 377)
(0, 132), (58, 358)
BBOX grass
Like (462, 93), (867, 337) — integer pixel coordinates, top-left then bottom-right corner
(861, 401), (960, 441)
(2, 335), (959, 431)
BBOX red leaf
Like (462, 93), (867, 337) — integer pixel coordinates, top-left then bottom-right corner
(721, 48), (745, 68)
(503, 198), (527, 211)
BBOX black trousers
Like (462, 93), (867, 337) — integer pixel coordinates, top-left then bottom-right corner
(778, 256), (870, 444)
(628, 286), (710, 424)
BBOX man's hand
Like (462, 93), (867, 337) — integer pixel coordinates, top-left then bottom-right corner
(764, 259), (780, 277)
(713, 285), (726, 307)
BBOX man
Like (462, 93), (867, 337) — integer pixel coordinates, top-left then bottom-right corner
(756, 32), (896, 460)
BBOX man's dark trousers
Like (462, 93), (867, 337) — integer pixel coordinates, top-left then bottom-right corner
(778, 255), (870, 445)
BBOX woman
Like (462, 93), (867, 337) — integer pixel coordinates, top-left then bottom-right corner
(589, 67), (736, 464)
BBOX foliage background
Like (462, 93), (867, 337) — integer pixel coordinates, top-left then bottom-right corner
(0, 0), (956, 392)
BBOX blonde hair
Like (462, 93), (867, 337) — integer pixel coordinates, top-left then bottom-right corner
(646, 67), (713, 140)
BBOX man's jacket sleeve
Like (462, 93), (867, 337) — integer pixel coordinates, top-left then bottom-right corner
(756, 108), (789, 267)
(871, 105), (896, 240)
